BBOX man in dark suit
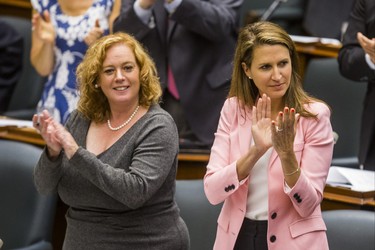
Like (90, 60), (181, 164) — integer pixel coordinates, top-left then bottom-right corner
(114, 0), (243, 149)
(0, 19), (23, 113)
(303, 0), (356, 39)
(338, 0), (375, 171)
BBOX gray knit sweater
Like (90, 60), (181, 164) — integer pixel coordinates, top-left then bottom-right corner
(34, 104), (189, 250)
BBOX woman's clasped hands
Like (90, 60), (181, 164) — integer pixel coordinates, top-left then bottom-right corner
(251, 94), (300, 155)
(32, 110), (78, 160)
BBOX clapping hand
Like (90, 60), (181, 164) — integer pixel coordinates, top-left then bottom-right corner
(32, 10), (55, 44)
(84, 19), (104, 46)
(251, 94), (273, 154)
(32, 110), (62, 158)
(357, 32), (375, 64)
(271, 107), (300, 157)
(32, 110), (79, 159)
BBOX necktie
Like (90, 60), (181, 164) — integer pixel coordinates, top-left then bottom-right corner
(166, 12), (179, 100)
(168, 64), (179, 99)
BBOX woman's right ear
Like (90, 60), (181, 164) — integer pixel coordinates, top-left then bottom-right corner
(241, 62), (252, 79)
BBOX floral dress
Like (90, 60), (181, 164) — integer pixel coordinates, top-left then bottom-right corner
(31, 0), (114, 123)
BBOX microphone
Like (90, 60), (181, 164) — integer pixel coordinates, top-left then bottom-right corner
(260, 0), (288, 21)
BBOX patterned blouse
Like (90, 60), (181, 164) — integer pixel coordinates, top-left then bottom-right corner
(31, 0), (114, 123)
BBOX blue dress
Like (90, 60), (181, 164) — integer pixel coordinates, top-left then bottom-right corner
(31, 0), (114, 123)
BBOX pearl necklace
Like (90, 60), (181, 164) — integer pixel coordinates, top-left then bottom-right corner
(107, 105), (140, 131)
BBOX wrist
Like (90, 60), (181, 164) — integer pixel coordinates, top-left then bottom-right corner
(284, 166), (300, 176)
(252, 144), (269, 158)
(46, 146), (61, 161)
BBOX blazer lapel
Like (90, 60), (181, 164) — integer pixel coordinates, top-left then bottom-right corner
(238, 109), (252, 156)
(154, 2), (168, 47)
(167, 19), (177, 41)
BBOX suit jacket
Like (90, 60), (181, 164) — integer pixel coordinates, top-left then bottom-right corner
(113, 0), (243, 145)
(338, 0), (375, 169)
(204, 98), (334, 250)
(0, 20), (23, 113)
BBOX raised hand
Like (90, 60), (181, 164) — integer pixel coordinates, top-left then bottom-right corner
(271, 107), (300, 157)
(251, 94), (273, 153)
(32, 10), (55, 44)
(32, 109), (62, 158)
(32, 110), (79, 160)
(357, 32), (375, 64)
(84, 19), (104, 46)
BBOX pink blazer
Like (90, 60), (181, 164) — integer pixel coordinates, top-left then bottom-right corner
(204, 97), (334, 250)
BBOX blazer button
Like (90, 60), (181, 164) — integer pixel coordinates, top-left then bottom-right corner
(270, 235), (276, 242)
(231, 184), (235, 190)
(271, 212), (277, 219)
(224, 187), (229, 192)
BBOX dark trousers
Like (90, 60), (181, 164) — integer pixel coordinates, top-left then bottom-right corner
(234, 218), (268, 250)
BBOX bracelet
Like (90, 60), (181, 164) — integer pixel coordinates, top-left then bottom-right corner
(284, 167), (300, 176)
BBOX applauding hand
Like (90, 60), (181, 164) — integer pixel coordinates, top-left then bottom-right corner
(271, 107), (300, 157)
(32, 10), (55, 44)
(251, 94), (273, 154)
(32, 110), (62, 159)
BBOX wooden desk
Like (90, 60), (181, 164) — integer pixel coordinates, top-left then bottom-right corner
(177, 152), (209, 179)
(3, 126), (374, 208)
(0, 125), (210, 249)
(2, 124), (374, 250)
(0, 125), (208, 179)
(295, 42), (341, 77)
(0, 0), (32, 19)
(322, 185), (375, 211)
(0, 126), (44, 146)
(295, 42), (341, 59)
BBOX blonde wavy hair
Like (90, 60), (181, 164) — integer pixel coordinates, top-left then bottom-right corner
(229, 21), (323, 118)
(76, 32), (162, 123)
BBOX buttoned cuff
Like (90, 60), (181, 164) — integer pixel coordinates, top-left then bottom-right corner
(284, 181), (292, 194)
(365, 53), (375, 70)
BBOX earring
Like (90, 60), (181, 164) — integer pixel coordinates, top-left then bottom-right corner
(94, 84), (99, 88)
(248, 76), (252, 80)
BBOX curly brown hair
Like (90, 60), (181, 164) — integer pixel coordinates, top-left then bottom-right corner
(75, 32), (162, 123)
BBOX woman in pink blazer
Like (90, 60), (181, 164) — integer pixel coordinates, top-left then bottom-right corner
(204, 22), (334, 250)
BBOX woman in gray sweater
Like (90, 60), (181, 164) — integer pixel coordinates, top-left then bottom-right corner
(32, 32), (189, 249)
